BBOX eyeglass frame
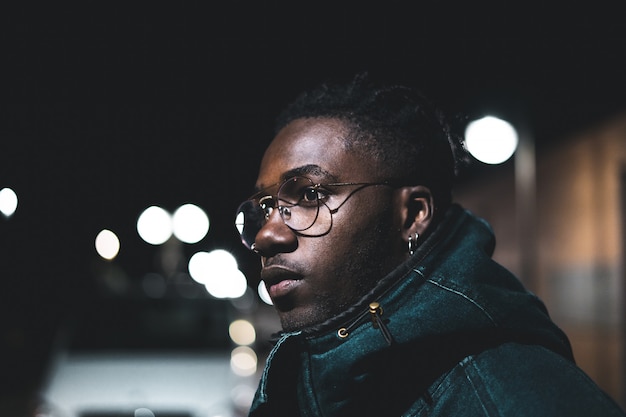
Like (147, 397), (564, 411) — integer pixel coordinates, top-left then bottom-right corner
(235, 175), (397, 250)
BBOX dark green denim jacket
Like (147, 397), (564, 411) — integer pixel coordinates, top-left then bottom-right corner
(248, 205), (625, 416)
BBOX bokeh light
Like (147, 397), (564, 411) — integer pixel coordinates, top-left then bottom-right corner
(188, 250), (247, 299)
(137, 206), (173, 245)
(464, 116), (519, 164)
(0, 187), (18, 217)
(229, 319), (256, 346)
(230, 346), (257, 377)
(206, 268), (248, 299)
(95, 229), (121, 260)
(257, 280), (273, 305)
(172, 203), (210, 244)
(234, 211), (245, 236)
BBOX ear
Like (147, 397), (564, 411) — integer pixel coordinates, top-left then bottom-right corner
(397, 185), (435, 241)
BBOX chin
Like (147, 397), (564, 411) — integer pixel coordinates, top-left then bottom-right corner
(277, 307), (323, 333)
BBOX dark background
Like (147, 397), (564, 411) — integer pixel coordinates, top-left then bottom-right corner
(1, 2), (626, 414)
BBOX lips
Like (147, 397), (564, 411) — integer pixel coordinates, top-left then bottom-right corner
(261, 264), (303, 299)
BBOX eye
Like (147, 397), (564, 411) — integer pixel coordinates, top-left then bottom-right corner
(299, 186), (329, 206)
(302, 187), (319, 203)
(278, 177), (329, 207)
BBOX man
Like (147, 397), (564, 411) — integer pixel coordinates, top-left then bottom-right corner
(234, 74), (625, 416)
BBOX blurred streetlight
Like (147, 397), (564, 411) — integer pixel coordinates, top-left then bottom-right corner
(172, 204), (210, 244)
(257, 281), (273, 305)
(0, 187), (18, 218)
(137, 206), (173, 245)
(95, 229), (121, 260)
(135, 203), (215, 290)
(188, 249), (247, 299)
(464, 116), (519, 164)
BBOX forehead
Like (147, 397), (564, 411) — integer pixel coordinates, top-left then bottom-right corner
(257, 118), (375, 188)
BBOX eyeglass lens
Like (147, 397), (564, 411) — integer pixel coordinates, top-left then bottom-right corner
(235, 177), (333, 249)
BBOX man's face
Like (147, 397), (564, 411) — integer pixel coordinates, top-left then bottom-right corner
(252, 117), (406, 331)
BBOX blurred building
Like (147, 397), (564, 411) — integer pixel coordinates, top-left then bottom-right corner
(454, 112), (626, 408)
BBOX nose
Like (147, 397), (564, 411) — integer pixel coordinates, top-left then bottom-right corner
(253, 209), (298, 256)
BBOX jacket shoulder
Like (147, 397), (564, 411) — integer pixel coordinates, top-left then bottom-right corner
(406, 343), (625, 417)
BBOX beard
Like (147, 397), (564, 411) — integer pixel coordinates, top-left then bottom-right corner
(334, 205), (399, 306)
(272, 187), (407, 333)
(289, 203), (401, 330)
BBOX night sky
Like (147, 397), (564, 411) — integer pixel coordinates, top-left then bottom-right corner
(1, 2), (625, 411)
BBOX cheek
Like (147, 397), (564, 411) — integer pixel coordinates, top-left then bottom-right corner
(334, 196), (396, 240)
(328, 203), (397, 264)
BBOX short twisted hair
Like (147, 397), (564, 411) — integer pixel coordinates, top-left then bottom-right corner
(274, 73), (469, 212)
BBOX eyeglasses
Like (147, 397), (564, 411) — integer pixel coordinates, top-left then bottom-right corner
(235, 176), (393, 250)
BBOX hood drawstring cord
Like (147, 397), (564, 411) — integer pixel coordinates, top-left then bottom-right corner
(368, 302), (395, 345)
(337, 302), (395, 346)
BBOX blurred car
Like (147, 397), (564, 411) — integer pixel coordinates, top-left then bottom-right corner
(34, 295), (257, 417)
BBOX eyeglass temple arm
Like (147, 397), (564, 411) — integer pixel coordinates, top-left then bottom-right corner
(326, 182), (394, 213)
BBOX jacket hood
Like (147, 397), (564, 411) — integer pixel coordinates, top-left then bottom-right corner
(297, 204), (572, 358)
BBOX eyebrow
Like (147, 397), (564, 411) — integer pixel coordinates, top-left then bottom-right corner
(253, 164), (339, 193)
(282, 165), (338, 182)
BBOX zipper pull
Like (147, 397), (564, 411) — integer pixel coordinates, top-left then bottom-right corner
(369, 302), (394, 345)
